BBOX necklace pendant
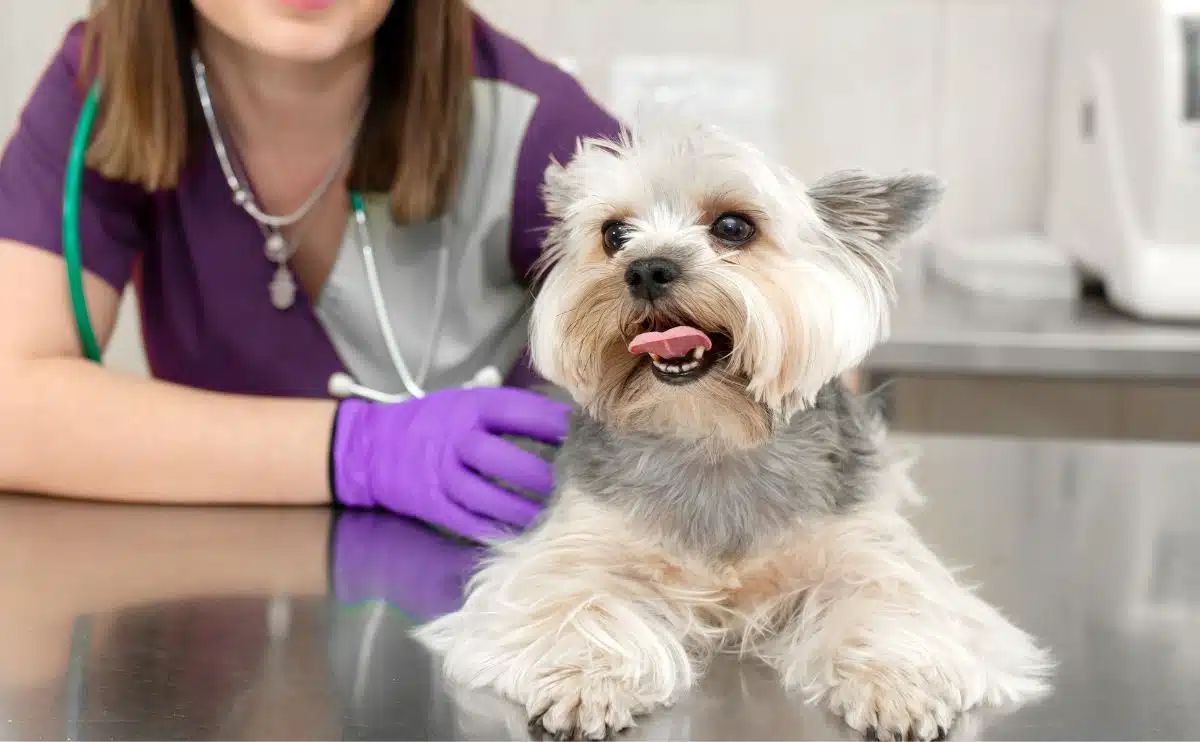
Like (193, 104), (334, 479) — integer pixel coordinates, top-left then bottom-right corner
(264, 231), (289, 262)
(269, 265), (297, 311)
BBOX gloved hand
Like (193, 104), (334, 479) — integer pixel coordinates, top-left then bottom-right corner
(329, 387), (570, 541)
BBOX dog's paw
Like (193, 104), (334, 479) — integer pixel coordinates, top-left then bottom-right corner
(826, 663), (961, 742)
(525, 673), (645, 741)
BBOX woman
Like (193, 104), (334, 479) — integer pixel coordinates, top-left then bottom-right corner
(0, 0), (621, 540)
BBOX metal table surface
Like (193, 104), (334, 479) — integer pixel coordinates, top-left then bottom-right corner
(1, 433), (1199, 741)
(864, 254), (1200, 380)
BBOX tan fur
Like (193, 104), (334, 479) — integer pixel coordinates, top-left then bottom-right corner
(417, 450), (1053, 739)
(421, 120), (1052, 740)
(548, 250), (774, 450)
(605, 363), (771, 451)
(724, 244), (808, 411)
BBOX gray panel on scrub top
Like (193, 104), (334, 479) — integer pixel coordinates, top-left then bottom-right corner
(314, 79), (541, 396)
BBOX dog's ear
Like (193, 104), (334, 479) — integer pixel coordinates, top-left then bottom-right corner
(806, 170), (943, 251)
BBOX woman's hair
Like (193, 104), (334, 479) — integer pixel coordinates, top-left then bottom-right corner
(80, 0), (473, 223)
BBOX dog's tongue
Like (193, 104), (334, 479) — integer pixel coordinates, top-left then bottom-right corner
(628, 326), (712, 359)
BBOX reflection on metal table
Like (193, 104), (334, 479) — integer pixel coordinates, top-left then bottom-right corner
(1, 434), (1198, 740)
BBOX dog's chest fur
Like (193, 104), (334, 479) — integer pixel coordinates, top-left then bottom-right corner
(558, 380), (885, 561)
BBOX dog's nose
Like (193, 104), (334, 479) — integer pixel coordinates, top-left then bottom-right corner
(625, 258), (680, 301)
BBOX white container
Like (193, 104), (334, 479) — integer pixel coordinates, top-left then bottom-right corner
(1045, 0), (1200, 320)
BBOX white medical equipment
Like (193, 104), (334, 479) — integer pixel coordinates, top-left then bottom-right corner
(1046, 0), (1200, 320)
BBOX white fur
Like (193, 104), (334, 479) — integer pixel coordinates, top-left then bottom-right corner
(418, 117), (1051, 740)
(753, 461), (1054, 739)
(417, 494), (724, 739)
(529, 118), (900, 417)
(417, 455), (1053, 740)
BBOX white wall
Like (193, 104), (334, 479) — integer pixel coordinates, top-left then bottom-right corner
(0, 0), (148, 375)
(0, 2), (90, 139)
(0, 1), (1064, 376)
(474, 0), (1064, 246)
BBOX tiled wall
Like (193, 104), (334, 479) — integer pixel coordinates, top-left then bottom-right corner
(0, 1), (140, 374)
(474, 0), (1064, 245)
(0, 0), (1064, 374)
(0, 1), (90, 144)
(2, 0), (1068, 249)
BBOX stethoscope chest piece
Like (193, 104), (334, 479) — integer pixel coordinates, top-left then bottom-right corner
(328, 366), (503, 405)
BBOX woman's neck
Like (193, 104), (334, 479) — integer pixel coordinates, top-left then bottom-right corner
(194, 21), (372, 156)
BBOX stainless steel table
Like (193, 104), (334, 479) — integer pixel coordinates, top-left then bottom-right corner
(1, 434), (1198, 740)
(865, 253), (1200, 381)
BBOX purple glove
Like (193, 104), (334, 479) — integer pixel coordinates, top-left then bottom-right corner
(330, 387), (569, 541)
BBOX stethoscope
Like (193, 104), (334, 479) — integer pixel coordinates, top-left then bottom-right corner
(324, 190), (503, 403)
(64, 82), (502, 403)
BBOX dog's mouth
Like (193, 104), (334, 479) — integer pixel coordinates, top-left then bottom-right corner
(628, 321), (732, 385)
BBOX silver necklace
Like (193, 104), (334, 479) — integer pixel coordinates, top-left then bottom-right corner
(191, 49), (368, 310)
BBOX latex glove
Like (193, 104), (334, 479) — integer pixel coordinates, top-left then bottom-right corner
(329, 387), (569, 541)
(329, 510), (483, 621)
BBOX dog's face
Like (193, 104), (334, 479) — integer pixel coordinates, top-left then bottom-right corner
(529, 121), (941, 449)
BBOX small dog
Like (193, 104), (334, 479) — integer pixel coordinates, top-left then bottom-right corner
(417, 118), (1053, 741)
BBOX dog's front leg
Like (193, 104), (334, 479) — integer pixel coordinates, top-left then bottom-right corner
(417, 496), (719, 740)
(755, 505), (1053, 740)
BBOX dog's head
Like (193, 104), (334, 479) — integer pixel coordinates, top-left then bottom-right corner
(529, 119), (941, 449)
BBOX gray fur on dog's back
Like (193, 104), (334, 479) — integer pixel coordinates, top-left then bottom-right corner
(558, 379), (887, 561)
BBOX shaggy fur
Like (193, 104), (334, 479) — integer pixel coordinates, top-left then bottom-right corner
(560, 380), (883, 561)
(417, 118), (1054, 741)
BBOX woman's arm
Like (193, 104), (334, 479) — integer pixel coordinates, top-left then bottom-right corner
(0, 241), (337, 505)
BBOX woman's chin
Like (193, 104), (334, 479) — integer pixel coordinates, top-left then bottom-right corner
(193, 0), (391, 66)
(248, 30), (363, 64)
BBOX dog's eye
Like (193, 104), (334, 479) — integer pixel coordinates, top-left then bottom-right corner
(601, 221), (634, 255)
(711, 213), (755, 246)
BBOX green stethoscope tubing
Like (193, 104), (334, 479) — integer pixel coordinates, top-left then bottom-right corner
(64, 82), (103, 363)
(63, 83), (371, 365)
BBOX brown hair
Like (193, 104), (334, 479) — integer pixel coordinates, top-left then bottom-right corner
(79, 0), (473, 223)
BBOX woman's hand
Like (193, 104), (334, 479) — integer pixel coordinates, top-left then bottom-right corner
(329, 387), (570, 540)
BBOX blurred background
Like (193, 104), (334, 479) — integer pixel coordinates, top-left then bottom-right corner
(3, 0), (1197, 442)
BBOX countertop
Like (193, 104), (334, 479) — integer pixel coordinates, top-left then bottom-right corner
(2, 434), (1200, 740)
(864, 252), (1200, 380)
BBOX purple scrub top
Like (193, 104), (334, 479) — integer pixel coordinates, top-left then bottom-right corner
(0, 15), (621, 398)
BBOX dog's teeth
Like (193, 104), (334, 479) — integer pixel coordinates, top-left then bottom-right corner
(692, 347), (705, 360)
(651, 354), (704, 375)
